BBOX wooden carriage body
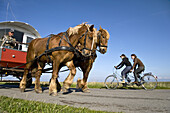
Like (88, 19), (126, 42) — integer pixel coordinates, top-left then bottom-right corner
(0, 21), (40, 69)
(0, 21), (40, 83)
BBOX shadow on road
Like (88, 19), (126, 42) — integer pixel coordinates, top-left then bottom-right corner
(0, 83), (84, 94)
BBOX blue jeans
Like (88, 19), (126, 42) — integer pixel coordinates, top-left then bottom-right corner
(121, 66), (132, 81)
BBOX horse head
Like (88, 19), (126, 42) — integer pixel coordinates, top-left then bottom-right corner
(97, 26), (110, 54)
(76, 23), (96, 57)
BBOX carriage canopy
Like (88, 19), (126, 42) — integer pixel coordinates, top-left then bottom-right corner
(0, 21), (41, 51)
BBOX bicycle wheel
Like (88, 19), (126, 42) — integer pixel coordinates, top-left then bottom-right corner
(141, 74), (157, 90)
(105, 74), (119, 89)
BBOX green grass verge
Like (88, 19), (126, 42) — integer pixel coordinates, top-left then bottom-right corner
(0, 96), (115, 113)
(0, 81), (170, 89)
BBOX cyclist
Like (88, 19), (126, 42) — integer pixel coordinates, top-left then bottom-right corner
(130, 54), (145, 83)
(114, 54), (132, 83)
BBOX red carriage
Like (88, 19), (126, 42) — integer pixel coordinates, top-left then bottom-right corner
(0, 21), (41, 87)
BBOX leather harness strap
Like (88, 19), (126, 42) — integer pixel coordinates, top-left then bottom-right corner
(45, 32), (74, 64)
(97, 34), (108, 48)
(45, 29), (95, 64)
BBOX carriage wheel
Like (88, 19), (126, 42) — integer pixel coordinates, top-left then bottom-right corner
(141, 74), (157, 90)
(104, 74), (119, 89)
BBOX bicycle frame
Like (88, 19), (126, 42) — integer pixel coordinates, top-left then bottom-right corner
(113, 68), (135, 83)
(105, 68), (158, 90)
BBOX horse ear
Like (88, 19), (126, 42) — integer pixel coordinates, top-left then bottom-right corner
(89, 25), (94, 32)
(99, 25), (102, 30)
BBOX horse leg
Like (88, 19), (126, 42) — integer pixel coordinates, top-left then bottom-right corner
(77, 71), (90, 93)
(77, 60), (93, 93)
(34, 62), (45, 93)
(63, 60), (76, 93)
(20, 63), (32, 92)
(49, 60), (59, 96)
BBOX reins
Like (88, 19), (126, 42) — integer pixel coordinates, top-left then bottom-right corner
(8, 28), (95, 69)
(97, 33), (108, 48)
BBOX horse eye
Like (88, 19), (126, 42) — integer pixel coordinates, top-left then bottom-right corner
(102, 36), (105, 38)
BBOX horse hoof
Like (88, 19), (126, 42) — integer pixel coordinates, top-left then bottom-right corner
(20, 88), (25, 92)
(82, 89), (90, 93)
(50, 92), (58, 96)
(62, 87), (69, 93)
(35, 89), (42, 94)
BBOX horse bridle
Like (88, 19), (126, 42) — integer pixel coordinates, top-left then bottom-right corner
(54, 29), (95, 57)
(97, 33), (108, 48)
(78, 29), (95, 56)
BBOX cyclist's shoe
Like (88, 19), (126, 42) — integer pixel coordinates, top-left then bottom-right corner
(132, 81), (138, 84)
(120, 80), (125, 83)
(127, 78), (131, 83)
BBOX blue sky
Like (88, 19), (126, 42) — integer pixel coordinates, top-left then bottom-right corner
(0, 0), (170, 82)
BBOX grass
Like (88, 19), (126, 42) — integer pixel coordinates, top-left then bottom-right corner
(0, 96), (115, 113)
(156, 82), (170, 89)
(0, 81), (170, 89)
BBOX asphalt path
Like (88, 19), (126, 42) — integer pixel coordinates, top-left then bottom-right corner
(0, 84), (170, 113)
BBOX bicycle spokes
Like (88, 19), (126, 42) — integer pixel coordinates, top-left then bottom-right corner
(105, 75), (118, 89)
(142, 74), (157, 90)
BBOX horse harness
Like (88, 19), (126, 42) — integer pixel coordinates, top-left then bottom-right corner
(8, 29), (96, 70)
(97, 32), (108, 48)
(45, 29), (94, 64)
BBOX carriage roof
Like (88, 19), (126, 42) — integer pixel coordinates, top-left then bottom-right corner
(0, 21), (41, 51)
(0, 21), (41, 38)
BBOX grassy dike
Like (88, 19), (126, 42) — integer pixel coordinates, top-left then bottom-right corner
(49, 82), (170, 89)
(0, 96), (115, 113)
(1, 81), (170, 89)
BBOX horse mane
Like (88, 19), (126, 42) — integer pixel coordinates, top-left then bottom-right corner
(67, 22), (88, 36)
(98, 29), (110, 40)
(67, 23), (98, 43)
(104, 29), (110, 40)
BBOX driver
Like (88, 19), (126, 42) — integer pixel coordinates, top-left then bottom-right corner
(114, 54), (132, 83)
(1, 29), (17, 49)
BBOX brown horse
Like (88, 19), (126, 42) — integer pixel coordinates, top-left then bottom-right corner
(62, 26), (110, 92)
(20, 23), (96, 96)
(75, 26), (110, 92)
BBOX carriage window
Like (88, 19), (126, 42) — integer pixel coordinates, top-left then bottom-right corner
(27, 37), (33, 43)
(13, 30), (24, 42)
(26, 37), (33, 47)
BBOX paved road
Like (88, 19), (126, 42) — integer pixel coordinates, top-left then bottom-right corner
(0, 84), (170, 113)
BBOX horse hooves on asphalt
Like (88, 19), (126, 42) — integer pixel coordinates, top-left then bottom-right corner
(50, 92), (58, 96)
(20, 88), (25, 93)
(35, 89), (43, 94)
(82, 89), (90, 93)
(62, 87), (69, 93)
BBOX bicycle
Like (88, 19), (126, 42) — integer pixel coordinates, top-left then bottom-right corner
(104, 68), (158, 90)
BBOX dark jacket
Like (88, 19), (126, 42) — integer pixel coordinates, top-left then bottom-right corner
(117, 57), (132, 69)
(132, 58), (145, 70)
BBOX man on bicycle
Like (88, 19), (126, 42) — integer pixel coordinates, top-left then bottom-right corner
(130, 54), (145, 83)
(114, 54), (132, 83)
